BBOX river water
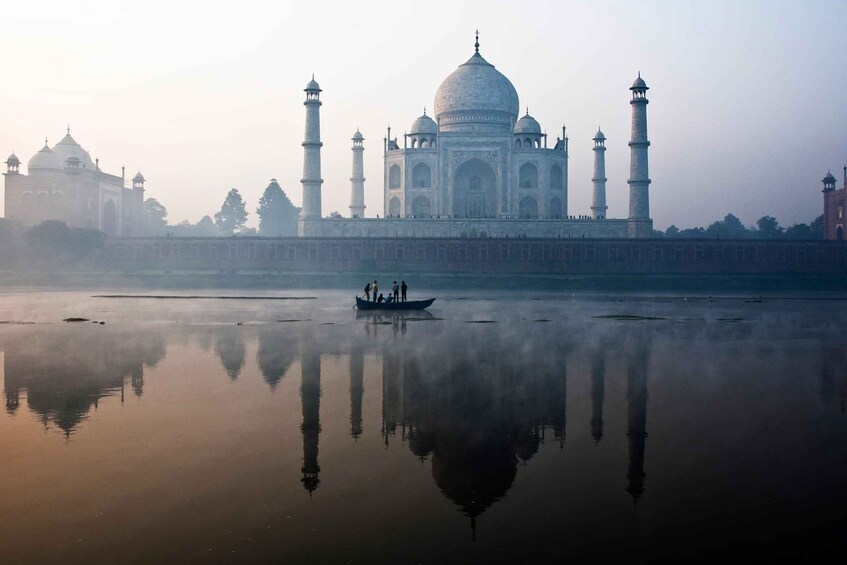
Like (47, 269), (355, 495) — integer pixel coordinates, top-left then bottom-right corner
(1, 290), (846, 563)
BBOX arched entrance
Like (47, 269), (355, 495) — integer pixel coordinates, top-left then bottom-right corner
(518, 196), (538, 219)
(837, 225), (844, 241)
(388, 197), (401, 217)
(453, 158), (497, 218)
(549, 197), (562, 219)
(102, 200), (118, 237)
(412, 196), (431, 218)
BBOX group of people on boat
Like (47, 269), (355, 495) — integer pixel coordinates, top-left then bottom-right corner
(363, 280), (408, 303)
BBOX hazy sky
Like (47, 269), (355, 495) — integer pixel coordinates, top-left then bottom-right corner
(2, 0), (845, 230)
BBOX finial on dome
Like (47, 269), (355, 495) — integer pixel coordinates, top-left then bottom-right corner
(638, 71), (641, 78)
(66, 124), (70, 135)
(423, 106), (426, 116)
(44, 137), (48, 146)
(526, 107), (529, 115)
(474, 29), (479, 53)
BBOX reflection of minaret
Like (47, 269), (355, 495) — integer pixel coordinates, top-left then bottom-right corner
(590, 348), (606, 445)
(626, 341), (650, 502)
(548, 364), (567, 449)
(300, 347), (321, 494)
(130, 367), (143, 397)
(382, 353), (404, 445)
(2, 352), (16, 415)
(350, 348), (364, 439)
(821, 344), (847, 414)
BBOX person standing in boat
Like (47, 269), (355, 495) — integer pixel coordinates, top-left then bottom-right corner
(401, 280), (408, 302)
(392, 281), (399, 303)
(372, 280), (378, 302)
(363, 281), (372, 301)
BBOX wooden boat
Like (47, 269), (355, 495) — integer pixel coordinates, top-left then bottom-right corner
(355, 296), (435, 310)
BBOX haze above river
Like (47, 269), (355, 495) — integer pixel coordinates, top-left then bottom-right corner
(1, 290), (846, 563)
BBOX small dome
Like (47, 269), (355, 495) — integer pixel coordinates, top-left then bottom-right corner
(53, 132), (94, 169)
(410, 112), (437, 134)
(133, 171), (145, 182)
(631, 74), (648, 90)
(352, 129), (364, 141)
(514, 112), (541, 134)
(823, 171), (836, 182)
(305, 76), (321, 91)
(28, 144), (62, 171)
(593, 128), (606, 141)
(5, 152), (19, 165)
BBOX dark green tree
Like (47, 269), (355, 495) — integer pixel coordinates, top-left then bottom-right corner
(215, 188), (248, 235)
(257, 179), (300, 236)
(755, 215), (784, 239)
(142, 198), (168, 235)
(23, 220), (105, 263)
(810, 214), (824, 239)
(706, 213), (751, 239)
(195, 215), (220, 236)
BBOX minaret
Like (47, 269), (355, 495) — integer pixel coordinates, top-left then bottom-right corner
(591, 128), (607, 219)
(349, 129), (366, 218)
(300, 76), (323, 222)
(627, 73), (652, 238)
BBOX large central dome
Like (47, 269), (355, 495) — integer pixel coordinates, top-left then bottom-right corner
(434, 48), (519, 133)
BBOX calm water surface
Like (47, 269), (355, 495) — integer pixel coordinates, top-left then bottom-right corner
(1, 290), (846, 563)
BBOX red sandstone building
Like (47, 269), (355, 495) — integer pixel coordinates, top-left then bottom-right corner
(823, 167), (847, 240)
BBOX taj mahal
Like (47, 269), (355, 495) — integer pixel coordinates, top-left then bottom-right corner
(299, 32), (653, 239)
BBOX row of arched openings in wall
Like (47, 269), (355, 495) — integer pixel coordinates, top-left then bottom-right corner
(387, 195), (564, 219)
(409, 137), (436, 149)
(388, 163), (564, 190)
(515, 138), (542, 149)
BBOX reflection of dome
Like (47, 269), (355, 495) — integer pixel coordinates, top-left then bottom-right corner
(434, 47), (519, 132)
(431, 440), (517, 521)
(410, 112), (437, 134)
(53, 132), (95, 169)
(28, 143), (62, 171)
(514, 112), (541, 134)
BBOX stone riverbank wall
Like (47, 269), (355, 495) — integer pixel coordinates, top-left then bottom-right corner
(97, 237), (847, 275)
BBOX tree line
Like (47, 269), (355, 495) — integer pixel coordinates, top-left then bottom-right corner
(654, 213), (824, 240)
(143, 178), (300, 237)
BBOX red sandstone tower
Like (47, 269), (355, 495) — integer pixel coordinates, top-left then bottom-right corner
(822, 168), (845, 240)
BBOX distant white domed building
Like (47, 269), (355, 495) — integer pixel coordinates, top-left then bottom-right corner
(298, 32), (653, 238)
(4, 129), (145, 236)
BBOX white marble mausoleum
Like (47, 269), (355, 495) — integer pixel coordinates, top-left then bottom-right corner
(299, 33), (653, 239)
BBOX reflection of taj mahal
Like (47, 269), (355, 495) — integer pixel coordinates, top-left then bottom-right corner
(300, 32), (653, 239)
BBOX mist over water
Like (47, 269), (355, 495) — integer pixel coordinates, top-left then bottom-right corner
(1, 291), (846, 563)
